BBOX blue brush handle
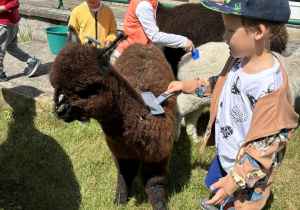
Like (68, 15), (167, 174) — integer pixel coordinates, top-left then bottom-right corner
(156, 91), (181, 105)
(84, 36), (101, 46)
(191, 49), (199, 60)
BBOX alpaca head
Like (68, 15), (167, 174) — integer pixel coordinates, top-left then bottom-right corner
(49, 25), (127, 122)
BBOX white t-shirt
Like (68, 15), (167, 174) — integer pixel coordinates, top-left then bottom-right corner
(84, 1), (102, 11)
(115, 1), (187, 57)
(136, 1), (187, 48)
(215, 55), (283, 173)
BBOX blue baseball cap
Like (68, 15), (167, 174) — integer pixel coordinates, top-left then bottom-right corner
(201, 0), (291, 23)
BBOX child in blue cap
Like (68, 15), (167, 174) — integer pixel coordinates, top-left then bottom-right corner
(166, 0), (299, 209)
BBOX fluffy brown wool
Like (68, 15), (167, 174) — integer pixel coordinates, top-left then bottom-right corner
(156, 3), (288, 76)
(50, 26), (176, 210)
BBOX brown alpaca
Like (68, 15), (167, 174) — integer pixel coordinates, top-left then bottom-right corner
(156, 3), (288, 76)
(49, 26), (176, 210)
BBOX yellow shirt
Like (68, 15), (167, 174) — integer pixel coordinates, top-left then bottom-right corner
(68, 3), (117, 47)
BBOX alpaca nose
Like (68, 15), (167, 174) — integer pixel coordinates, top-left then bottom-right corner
(56, 103), (69, 114)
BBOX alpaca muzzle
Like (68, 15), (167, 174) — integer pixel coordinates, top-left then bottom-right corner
(55, 90), (70, 115)
(54, 90), (80, 123)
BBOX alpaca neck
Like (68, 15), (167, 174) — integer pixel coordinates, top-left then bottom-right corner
(97, 69), (146, 137)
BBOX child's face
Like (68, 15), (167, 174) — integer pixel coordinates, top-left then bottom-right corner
(86, 0), (101, 9)
(222, 14), (256, 58)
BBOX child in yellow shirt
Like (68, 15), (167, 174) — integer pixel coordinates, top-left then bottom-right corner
(68, 0), (117, 47)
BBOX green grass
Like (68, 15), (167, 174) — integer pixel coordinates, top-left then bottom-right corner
(0, 104), (299, 210)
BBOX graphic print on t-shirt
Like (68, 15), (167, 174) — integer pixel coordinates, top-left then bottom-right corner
(238, 140), (245, 148)
(215, 56), (284, 174)
(233, 59), (241, 70)
(231, 76), (241, 95)
(275, 66), (281, 75)
(246, 93), (257, 111)
(259, 83), (275, 98)
(220, 125), (234, 140)
(231, 104), (247, 123)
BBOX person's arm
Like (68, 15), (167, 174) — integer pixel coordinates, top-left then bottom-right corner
(136, 1), (192, 50)
(0, 0), (19, 12)
(205, 128), (294, 206)
(105, 8), (118, 45)
(166, 75), (219, 96)
(0, 6), (7, 12)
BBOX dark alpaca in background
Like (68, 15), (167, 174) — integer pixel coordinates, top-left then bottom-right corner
(156, 3), (224, 76)
(156, 3), (288, 77)
(50, 26), (177, 210)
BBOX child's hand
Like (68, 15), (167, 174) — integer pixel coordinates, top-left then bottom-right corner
(166, 81), (183, 94)
(184, 39), (195, 52)
(205, 180), (229, 206)
(104, 40), (112, 46)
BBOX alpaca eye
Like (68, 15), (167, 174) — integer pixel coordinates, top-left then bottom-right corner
(76, 89), (92, 98)
(75, 85), (100, 98)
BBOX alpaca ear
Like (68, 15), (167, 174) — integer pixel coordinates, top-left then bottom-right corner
(98, 32), (128, 59)
(67, 25), (81, 43)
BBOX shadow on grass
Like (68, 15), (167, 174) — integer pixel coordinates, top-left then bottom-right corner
(165, 127), (192, 196)
(7, 62), (53, 81)
(263, 190), (274, 210)
(192, 110), (214, 172)
(0, 86), (81, 209)
(196, 109), (210, 137)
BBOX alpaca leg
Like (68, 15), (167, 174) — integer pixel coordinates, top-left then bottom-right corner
(185, 107), (204, 143)
(140, 157), (170, 210)
(113, 157), (139, 205)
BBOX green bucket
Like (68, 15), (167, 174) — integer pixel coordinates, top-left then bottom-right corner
(45, 26), (68, 54)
